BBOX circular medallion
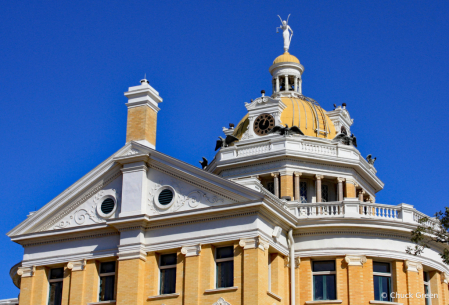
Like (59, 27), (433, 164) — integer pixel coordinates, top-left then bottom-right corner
(253, 113), (275, 136)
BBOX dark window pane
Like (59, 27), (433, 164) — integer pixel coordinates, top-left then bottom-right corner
(313, 274), (336, 300)
(424, 284), (431, 305)
(373, 262), (390, 273)
(217, 260), (234, 288)
(313, 261), (335, 272)
(49, 268), (64, 280)
(374, 275), (391, 301)
(99, 275), (115, 301)
(100, 262), (116, 274)
(160, 268), (176, 294)
(216, 246), (234, 259)
(48, 281), (63, 305)
(423, 271), (429, 281)
(161, 253), (177, 266)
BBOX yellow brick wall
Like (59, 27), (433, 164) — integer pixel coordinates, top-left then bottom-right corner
(336, 257), (349, 305)
(270, 253), (286, 303)
(126, 105), (157, 145)
(299, 258), (313, 304)
(83, 260), (100, 304)
(116, 258), (145, 305)
(345, 182), (357, 198)
(61, 266), (71, 305)
(392, 260), (408, 304)
(429, 271), (441, 305)
(406, 267), (425, 305)
(440, 274), (449, 305)
(19, 275), (34, 304)
(280, 175), (294, 199)
(68, 265), (85, 304)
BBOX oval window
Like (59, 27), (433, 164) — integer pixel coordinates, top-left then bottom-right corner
(158, 189), (174, 205)
(101, 198), (115, 214)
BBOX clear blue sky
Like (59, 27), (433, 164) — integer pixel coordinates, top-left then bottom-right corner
(1, 0), (449, 298)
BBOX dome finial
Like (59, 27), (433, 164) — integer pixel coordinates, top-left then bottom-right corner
(276, 14), (293, 53)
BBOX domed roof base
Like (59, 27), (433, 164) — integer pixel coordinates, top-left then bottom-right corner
(273, 52), (300, 64)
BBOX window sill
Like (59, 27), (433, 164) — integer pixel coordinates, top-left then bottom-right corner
(147, 293), (180, 300)
(370, 301), (403, 305)
(305, 301), (342, 304)
(204, 286), (238, 293)
(267, 291), (282, 301)
(87, 301), (116, 305)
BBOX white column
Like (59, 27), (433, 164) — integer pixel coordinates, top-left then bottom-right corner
(294, 76), (298, 92)
(315, 175), (323, 202)
(285, 75), (289, 91)
(294, 172), (302, 201)
(271, 172), (280, 198)
(337, 178), (345, 201)
(276, 77), (279, 92)
(299, 78), (302, 94)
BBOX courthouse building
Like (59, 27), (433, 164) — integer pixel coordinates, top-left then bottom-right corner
(4, 24), (449, 305)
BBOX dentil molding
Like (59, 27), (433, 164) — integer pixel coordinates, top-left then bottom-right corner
(67, 259), (86, 271)
(181, 244), (201, 257)
(405, 260), (423, 273)
(239, 236), (270, 251)
(345, 255), (367, 266)
(17, 266), (35, 277)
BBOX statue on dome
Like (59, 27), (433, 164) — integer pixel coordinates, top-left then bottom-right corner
(277, 15), (293, 52)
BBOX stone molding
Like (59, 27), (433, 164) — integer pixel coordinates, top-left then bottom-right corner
(405, 260), (423, 273)
(181, 244), (201, 257)
(117, 245), (147, 262)
(271, 172), (280, 178)
(293, 171), (302, 177)
(337, 177), (346, 182)
(239, 236), (270, 251)
(17, 266), (35, 277)
(344, 255), (367, 266)
(285, 256), (300, 269)
(442, 272), (449, 284)
(67, 259), (86, 271)
(212, 297), (231, 305)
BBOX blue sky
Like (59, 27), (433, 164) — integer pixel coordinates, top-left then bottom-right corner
(1, 0), (449, 298)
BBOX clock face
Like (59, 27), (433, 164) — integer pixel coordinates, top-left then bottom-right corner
(254, 113), (275, 136)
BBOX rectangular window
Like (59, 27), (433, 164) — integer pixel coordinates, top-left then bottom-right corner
(300, 182), (307, 203)
(216, 246), (234, 288)
(267, 182), (275, 195)
(313, 260), (336, 301)
(99, 262), (116, 301)
(423, 271), (431, 305)
(321, 185), (329, 202)
(160, 253), (177, 295)
(48, 268), (64, 305)
(373, 262), (391, 302)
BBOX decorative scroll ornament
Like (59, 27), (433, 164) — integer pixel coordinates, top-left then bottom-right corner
(405, 260), (423, 273)
(344, 255), (367, 266)
(181, 244), (201, 257)
(125, 149), (140, 156)
(17, 266), (35, 277)
(442, 272), (449, 284)
(53, 189), (119, 229)
(239, 236), (270, 251)
(213, 297), (231, 305)
(149, 180), (224, 214)
(67, 259), (86, 271)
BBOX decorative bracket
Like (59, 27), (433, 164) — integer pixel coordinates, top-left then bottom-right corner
(17, 266), (35, 277)
(67, 259), (87, 271)
(345, 255), (367, 266)
(239, 236), (270, 251)
(442, 272), (449, 284)
(405, 260), (423, 273)
(181, 244), (201, 257)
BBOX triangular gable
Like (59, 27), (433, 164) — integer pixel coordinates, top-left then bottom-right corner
(8, 142), (265, 237)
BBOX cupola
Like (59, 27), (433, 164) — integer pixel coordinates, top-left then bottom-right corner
(269, 51), (304, 96)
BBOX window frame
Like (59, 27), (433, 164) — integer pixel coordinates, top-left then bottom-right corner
(158, 253), (177, 295)
(372, 261), (392, 302)
(312, 260), (337, 301)
(47, 268), (64, 305)
(98, 261), (116, 302)
(423, 271), (431, 305)
(215, 245), (234, 289)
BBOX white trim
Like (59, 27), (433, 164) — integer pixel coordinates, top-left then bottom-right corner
(204, 287), (238, 293)
(153, 185), (177, 210)
(369, 301), (403, 305)
(96, 195), (117, 219)
(311, 260), (337, 301)
(267, 290), (282, 301)
(87, 302), (116, 305)
(306, 301), (342, 304)
(147, 293), (179, 300)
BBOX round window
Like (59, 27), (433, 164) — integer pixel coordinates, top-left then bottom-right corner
(154, 186), (177, 210)
(158, 189), (174, 205)
(101, 198), (115, 214)
(96, 196), (117, 218)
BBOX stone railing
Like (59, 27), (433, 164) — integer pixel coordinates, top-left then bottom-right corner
(294, 201), (439, 226)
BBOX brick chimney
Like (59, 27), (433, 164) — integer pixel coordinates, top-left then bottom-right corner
(124, 79), (162, 148)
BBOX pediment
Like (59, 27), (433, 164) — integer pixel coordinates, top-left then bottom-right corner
(8, 141), (152, 236)
(245, 96), (286, 111)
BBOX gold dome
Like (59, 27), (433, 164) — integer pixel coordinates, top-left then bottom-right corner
(233, 96), (337, 140)
(273, 52), (300, 65)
